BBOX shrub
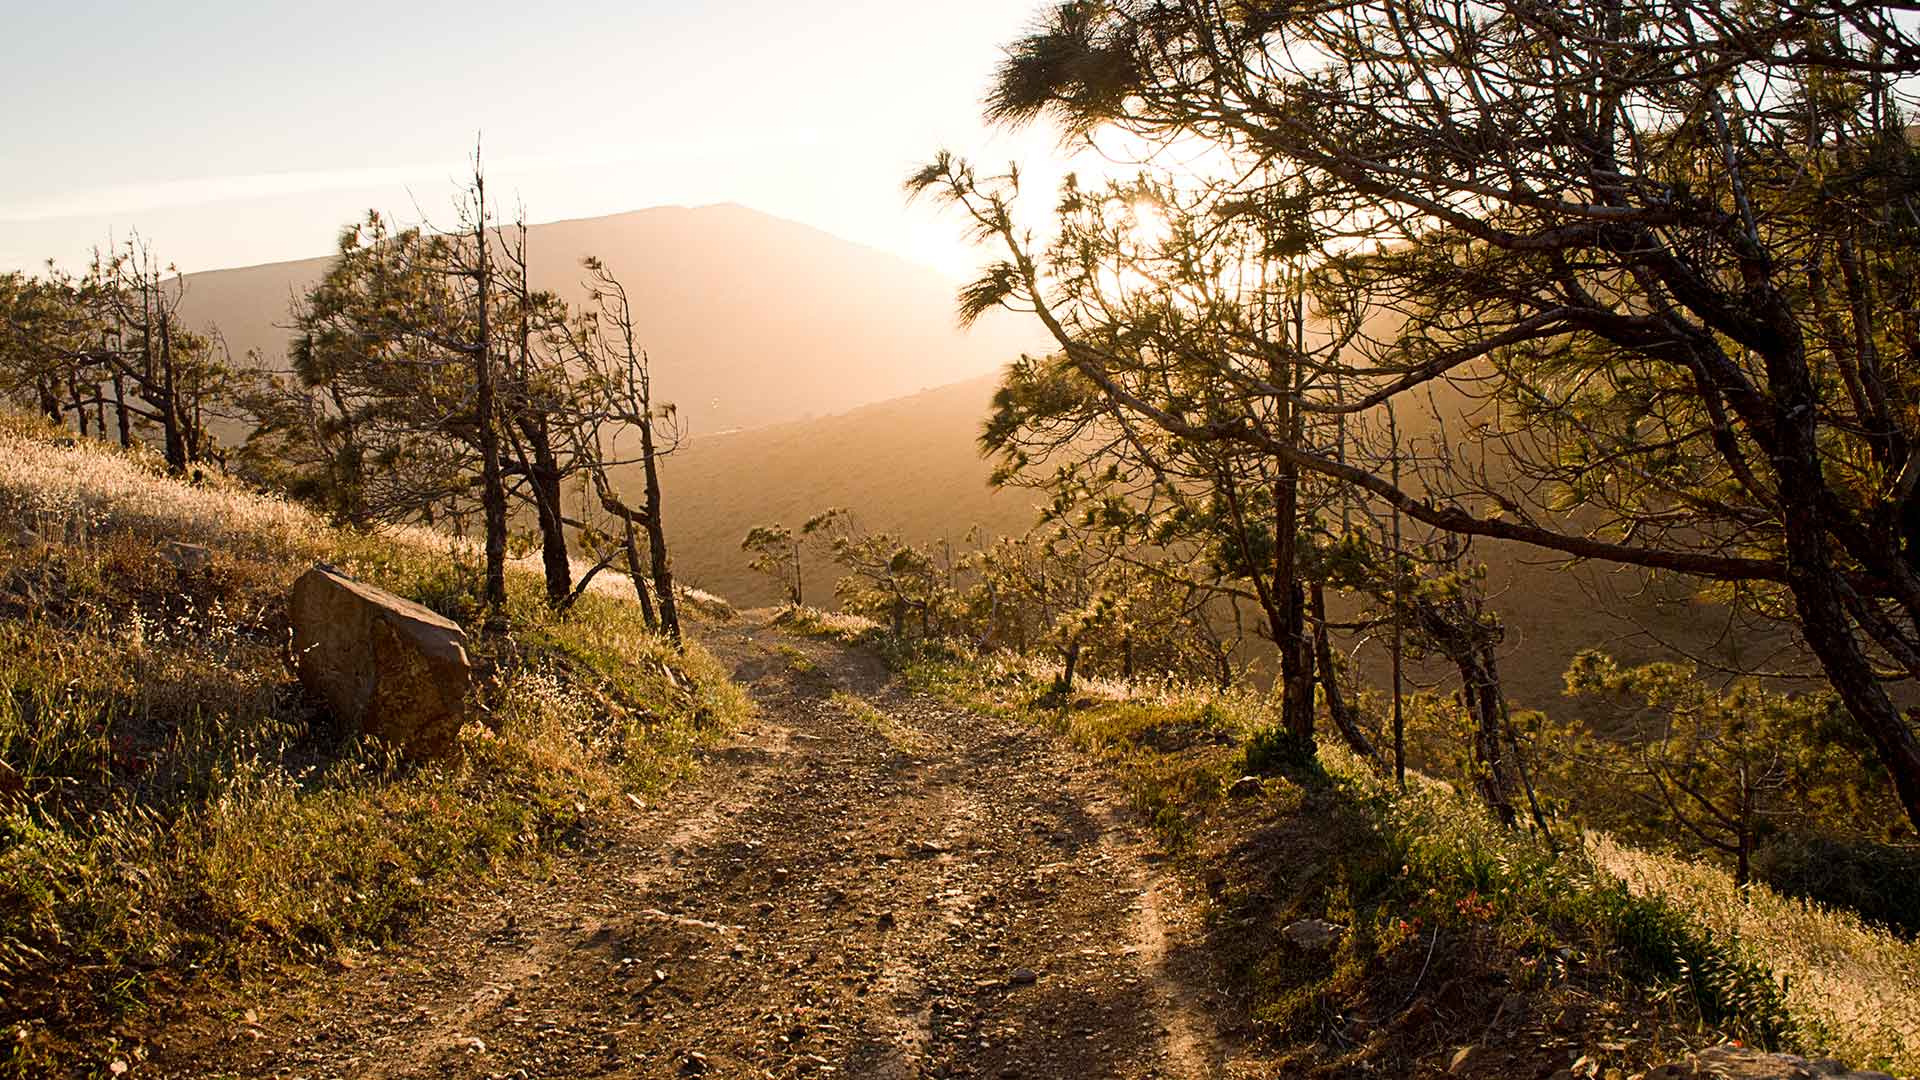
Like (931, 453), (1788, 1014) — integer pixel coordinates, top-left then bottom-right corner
(1243, 724), (1318, 777)
(1753, 835), (1920, 938)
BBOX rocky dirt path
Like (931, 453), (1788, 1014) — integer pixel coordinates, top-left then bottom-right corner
(145, 614), (1233, 1079)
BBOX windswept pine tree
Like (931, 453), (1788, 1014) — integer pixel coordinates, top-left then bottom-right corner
(0, 239), (235, 471)
(247, 156), (685, 628)
(920, 0), (1920, 833)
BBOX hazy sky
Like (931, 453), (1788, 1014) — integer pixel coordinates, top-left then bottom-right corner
(0, 0), (1089, 277)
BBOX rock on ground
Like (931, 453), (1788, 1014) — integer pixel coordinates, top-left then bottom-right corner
(289, 564), (472, 759)
(158, 539), (211, 572)
(1647, 1046), (1899, 1080)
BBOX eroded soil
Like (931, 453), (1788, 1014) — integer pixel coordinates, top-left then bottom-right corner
(141, 614), (1249, 1079)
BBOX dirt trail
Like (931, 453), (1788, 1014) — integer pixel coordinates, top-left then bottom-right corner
(146, 614), (1231, 1079)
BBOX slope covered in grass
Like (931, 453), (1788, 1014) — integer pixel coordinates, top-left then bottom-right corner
(803, 622), (1920, 1075)
(0, 414), (750, 1074)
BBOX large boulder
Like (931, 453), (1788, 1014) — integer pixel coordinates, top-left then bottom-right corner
(290, 564), (472, 759)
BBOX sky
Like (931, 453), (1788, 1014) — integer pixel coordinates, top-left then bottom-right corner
(0, 0), (1097, 279)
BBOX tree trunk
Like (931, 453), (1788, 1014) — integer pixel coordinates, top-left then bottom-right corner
(640, 412), (679, 645)
(1273, 462), (1314, 742)
(157, 311), (187, 472)
(476, 406), (509, 624)
(1488, 647), (1555, 846)
(112, 373), (132, 447)
(38, 381), (61, 426)
(1794, 562), (1920, 834)
(1311, 583), (1377, 762)
(1762, 335), (1920, 834)
(1735, 772), (1754, 888)
(1058, 638), (1080, 693)
(1459, 658), (1517, 827)
(523, 421), (572, 607)
(623, 518), (657, 629)
(791, 540), (804, 607)
(472, 182), (509, 628)
(70, 378), (89, 437)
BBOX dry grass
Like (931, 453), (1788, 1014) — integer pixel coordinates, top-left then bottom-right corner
(0, 415), (751, 1074)
(879, 632), (1918, 1074)
(1592, 835), (1920, 1069)
(829, 690), (931, 753)
(777, 605), (883, 642)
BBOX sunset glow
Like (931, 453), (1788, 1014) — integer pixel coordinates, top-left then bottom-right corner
(0, 1), (1096, 279)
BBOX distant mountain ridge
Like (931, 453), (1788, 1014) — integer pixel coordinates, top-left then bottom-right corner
(176, 202), (1044, 433)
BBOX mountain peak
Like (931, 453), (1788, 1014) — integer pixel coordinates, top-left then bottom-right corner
(179, 204), (1038, 433)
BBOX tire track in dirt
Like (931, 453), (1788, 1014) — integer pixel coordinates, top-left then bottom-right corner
(356, 717), (805, 1079)
(144, 615), (1229, 1079)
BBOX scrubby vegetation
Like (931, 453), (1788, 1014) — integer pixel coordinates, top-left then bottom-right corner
(841, 632), (1920, 1073)
(5, 0), (1920, 1072)
(0, 414), (749, 1072)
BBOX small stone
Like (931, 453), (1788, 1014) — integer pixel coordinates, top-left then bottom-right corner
(158, 539), (211, 572)
(1009, 967), (1038, 986)
(1282, 918), (1343, 950)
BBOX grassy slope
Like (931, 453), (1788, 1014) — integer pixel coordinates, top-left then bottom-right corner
(777, 611), (1920, 1075)
(0, 415), (750, 1076)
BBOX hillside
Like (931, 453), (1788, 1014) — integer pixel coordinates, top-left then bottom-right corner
(4, 417), (1907, 1078)
(176, 203), (1043, 434)
(651, 373), (1034, 598)
(167, 197), (1752, 716)
(645, 374), (1760, 714)
(0, 413), (750, 1071)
